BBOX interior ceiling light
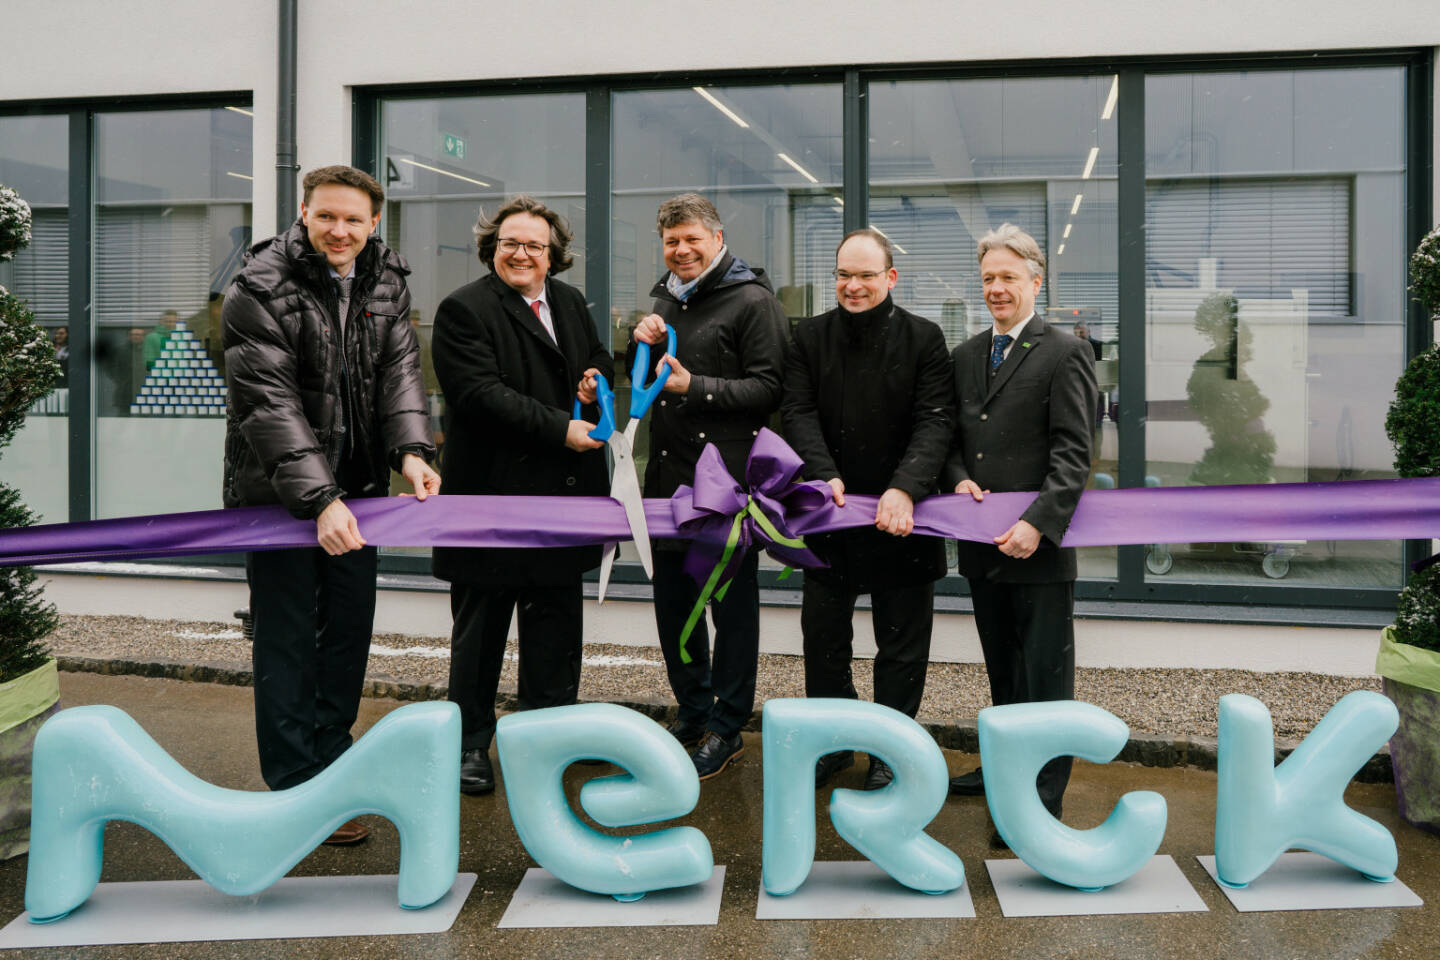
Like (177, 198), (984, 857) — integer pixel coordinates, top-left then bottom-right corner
(1101, 76), (1118, 121)
(870, 225), (908, 256)
(1071, 194), (1084, 216)
(1063, 223), (1073, 239)
(396, 157), (491, 188)
(1082, 146), (1099, 180)
(1057, 243), (1066, 256)
(225, 106), (255, 118)
(693, 87), (749, 128)
(777, 153), (819, 184)
(225, 171), (254, 181)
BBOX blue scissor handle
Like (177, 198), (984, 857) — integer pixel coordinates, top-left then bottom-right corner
(629, 326), (677, 420)
(572, 372), (616, 442)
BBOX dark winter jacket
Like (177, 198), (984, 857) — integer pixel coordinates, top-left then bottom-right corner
(222, 220), (433, 519)
(781, 297), (954, 591)
(625, 251), (788, 502)
(430, 272), (613, 585)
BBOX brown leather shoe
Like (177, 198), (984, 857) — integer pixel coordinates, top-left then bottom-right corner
(323, 817), (370, 846)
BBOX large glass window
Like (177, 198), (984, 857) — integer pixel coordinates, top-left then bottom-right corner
(381, 93), (587, 481)
(379, 93), (586, 559)
(93, 107), (252, 518)
(869, 75), (1120, 581)
(612, 82), (843, 452)
(0, 115), (69, 523)
(1143, 67), (1407, 587)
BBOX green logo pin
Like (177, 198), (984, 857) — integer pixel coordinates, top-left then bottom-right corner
(1022, 341), (1032, 348)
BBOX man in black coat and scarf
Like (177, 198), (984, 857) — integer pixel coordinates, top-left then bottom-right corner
(781, 228), (955, 791)
(628, 193), (788, 780)
(431, 196), (612, 795)
(224, 165), (439, 844)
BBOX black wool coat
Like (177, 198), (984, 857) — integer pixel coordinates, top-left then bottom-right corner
(942, 312), (1098, 583)
(222, 221), (434, 519)
(781, 298), (955, 592)
(430, 272), (613, 585)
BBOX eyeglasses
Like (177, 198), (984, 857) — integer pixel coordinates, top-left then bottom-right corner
(497, 238), (549, 256)
(832, 269), (886, 282)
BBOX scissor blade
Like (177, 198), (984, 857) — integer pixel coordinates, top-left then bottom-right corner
(608, 433), (653, 578)
(597, 542), (618, 604)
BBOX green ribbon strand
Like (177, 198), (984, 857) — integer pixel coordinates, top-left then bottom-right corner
(677, 497), (807, 664)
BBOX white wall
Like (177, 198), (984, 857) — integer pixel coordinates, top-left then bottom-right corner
(4, 2), (1437, 240)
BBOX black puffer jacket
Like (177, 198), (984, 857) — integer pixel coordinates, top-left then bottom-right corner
(222, 220), (434, 519)
(625, 251), (788, 500)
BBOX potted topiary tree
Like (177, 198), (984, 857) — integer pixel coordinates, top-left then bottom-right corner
(0, 182), (62, 858)
(1379, 223), (1440, 835)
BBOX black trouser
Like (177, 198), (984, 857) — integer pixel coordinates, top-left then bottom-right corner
(447, 578), (583, 751)
(247, 545), (378, 791)
(652, 548), (760, 740)
(967, 577), (1077, 813)
(801, 576), (935, 719)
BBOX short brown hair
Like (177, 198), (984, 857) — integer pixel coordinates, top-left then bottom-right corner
(474, 195), (575, 274)
(836, 228), (893, 269)
(656, 193), (722, 234)
(301, 165), (385, 215)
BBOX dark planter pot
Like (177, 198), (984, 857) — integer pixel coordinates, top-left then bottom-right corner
(0, 658), (61, 859)
(1384, 676), (1440, 836)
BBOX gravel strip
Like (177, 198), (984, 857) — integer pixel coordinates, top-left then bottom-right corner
(49, 614), (1382, 746)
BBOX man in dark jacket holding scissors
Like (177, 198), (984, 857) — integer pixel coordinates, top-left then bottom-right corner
(431, 196), (612, 795)
(781, 228), (954, 791)
(629, 193), (788, 780)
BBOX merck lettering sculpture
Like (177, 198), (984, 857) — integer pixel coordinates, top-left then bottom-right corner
(978, 701), (1168, 890)
(1214, 690), (1399, 887)
(761, 698), (965, 897)
(495, 704), (713, 901)
(25, 702), (461, 922)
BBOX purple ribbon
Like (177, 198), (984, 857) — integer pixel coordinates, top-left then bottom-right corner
(3, 430), (1440, 569)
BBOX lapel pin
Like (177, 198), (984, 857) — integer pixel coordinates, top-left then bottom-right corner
(1022, 341), (1032, 348)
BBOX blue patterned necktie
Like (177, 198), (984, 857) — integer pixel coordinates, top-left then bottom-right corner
(990, 333), (1013, 371)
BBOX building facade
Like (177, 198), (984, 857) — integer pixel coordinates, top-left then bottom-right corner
(1, 1), (1436, 618)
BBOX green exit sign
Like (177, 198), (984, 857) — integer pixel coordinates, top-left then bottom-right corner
(442, 134), (466, 160)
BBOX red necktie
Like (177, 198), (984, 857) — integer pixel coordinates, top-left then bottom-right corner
(530, 300), (556, 342)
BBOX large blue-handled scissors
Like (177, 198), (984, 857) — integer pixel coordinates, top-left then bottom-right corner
(582, 327), (675, 601)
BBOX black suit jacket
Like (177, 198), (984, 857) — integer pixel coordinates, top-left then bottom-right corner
(781, 299), (954, 592)
(942, 312), (1097, 583)
(431, 271), (613, 585)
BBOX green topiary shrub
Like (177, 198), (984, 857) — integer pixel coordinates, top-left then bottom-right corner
(0, 183), (60, 683)
(1387, 222), (1440, 652)
(1411, 225), (1440, 319)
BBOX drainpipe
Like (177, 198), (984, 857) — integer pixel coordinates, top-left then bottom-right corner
(276, 0), (298, 228)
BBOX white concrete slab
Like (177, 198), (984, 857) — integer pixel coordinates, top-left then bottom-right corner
(755, 860), (975, 920)
(987, 855), (1208, 918)
(1197, 853), (1424, 912)
(0, 873), (476, 949)
(496, 866), (724, 928)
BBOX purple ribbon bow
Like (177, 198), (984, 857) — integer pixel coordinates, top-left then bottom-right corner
(668, 428), (834, 587)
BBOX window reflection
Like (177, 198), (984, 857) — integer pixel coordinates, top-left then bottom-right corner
(93, 107), (252, 518)
(1143, 67), (1406, 587)
(380, 93), (587, 554)
(869, 75), (1120, 581)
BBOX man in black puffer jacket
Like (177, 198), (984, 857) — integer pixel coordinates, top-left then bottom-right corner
(223, 166), (438, 844)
